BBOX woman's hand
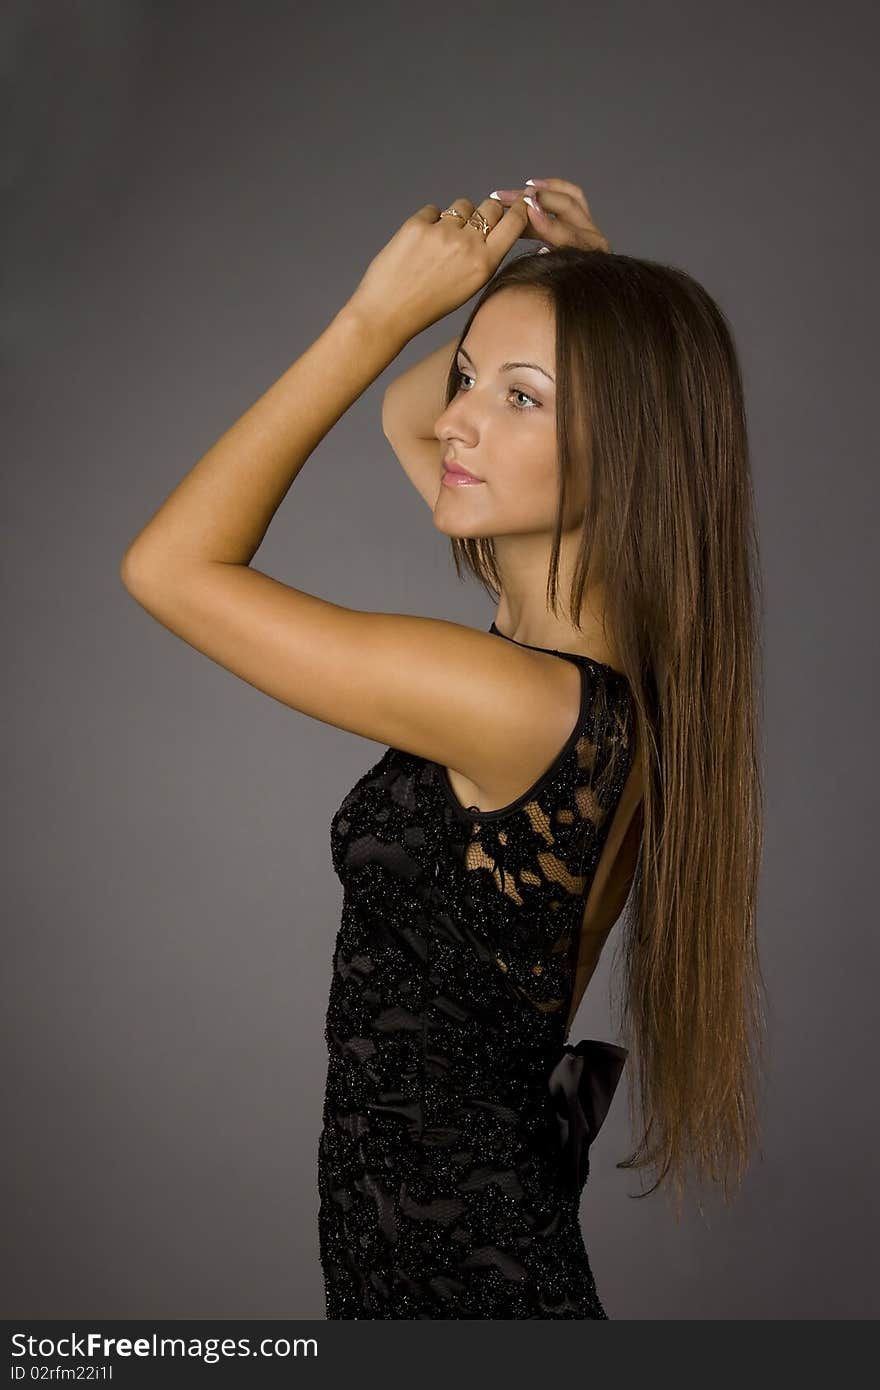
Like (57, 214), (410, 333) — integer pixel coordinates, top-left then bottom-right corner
(347, 193), (531, 346)
(491, 177), (612, 253)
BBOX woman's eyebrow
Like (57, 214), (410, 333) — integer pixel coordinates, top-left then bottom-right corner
(457, 345), (555, 384)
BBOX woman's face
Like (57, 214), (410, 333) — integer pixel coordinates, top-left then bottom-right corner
(432, 288), (577, 539)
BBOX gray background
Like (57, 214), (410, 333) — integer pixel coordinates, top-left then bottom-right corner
(4, 0), (877, 1320)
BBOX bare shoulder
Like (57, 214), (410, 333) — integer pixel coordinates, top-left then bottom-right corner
(119, 561), (580, 800)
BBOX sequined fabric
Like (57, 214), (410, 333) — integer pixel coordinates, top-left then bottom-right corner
(318, 621), (636, 1319)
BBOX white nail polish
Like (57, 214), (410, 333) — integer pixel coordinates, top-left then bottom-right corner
(489, 191), (501, 200)
(524, 194), (540, 212)
(525, 178), (537, 186)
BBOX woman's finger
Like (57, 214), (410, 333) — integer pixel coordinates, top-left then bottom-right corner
(524, 185), (592, 231)
(525, 185), (610, 251)
(438, 195), (474, 218)
(489, 182), (610, 252)
(491, 184), (590, 233)
(438, 194), (509, 241)
(482, 194), (531, 262)
(492, 183), (585, 217)
(491, 186), (582, 242)
(526, 177), (593, 219)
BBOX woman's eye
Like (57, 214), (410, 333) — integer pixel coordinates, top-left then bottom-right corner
(455, 370), (539, 411)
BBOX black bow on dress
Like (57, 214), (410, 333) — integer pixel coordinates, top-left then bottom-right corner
(547, 1039), (628, 1194)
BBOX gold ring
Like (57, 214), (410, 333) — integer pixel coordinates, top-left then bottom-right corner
(465, 210), (491, 238)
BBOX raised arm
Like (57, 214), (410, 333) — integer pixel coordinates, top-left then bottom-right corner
(381, 335), (460, 508)
(119, 195), (585, 808)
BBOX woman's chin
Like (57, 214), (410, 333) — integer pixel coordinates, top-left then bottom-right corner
(431, 510), (486, 539)
(431, 494), (491, 539)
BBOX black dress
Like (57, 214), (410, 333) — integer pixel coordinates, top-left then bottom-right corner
(318, 621), (636, 1319)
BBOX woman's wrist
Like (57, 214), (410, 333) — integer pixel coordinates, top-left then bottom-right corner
(338, 291), (417, 357)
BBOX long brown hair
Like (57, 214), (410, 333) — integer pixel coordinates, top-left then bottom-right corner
(444, 247), (768, 1216)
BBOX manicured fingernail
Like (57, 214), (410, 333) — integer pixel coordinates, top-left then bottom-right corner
(526, 178), (549, 187)
(523, 194), (544, 215)
(489, 191), (502, 200)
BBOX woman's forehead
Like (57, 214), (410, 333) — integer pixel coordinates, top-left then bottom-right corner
(465, 293), (555, 366)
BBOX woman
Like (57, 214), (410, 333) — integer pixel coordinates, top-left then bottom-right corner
(121, 176), (766, 1319)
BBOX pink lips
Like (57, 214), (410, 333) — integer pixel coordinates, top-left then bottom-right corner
(442, 455), (484, 487)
